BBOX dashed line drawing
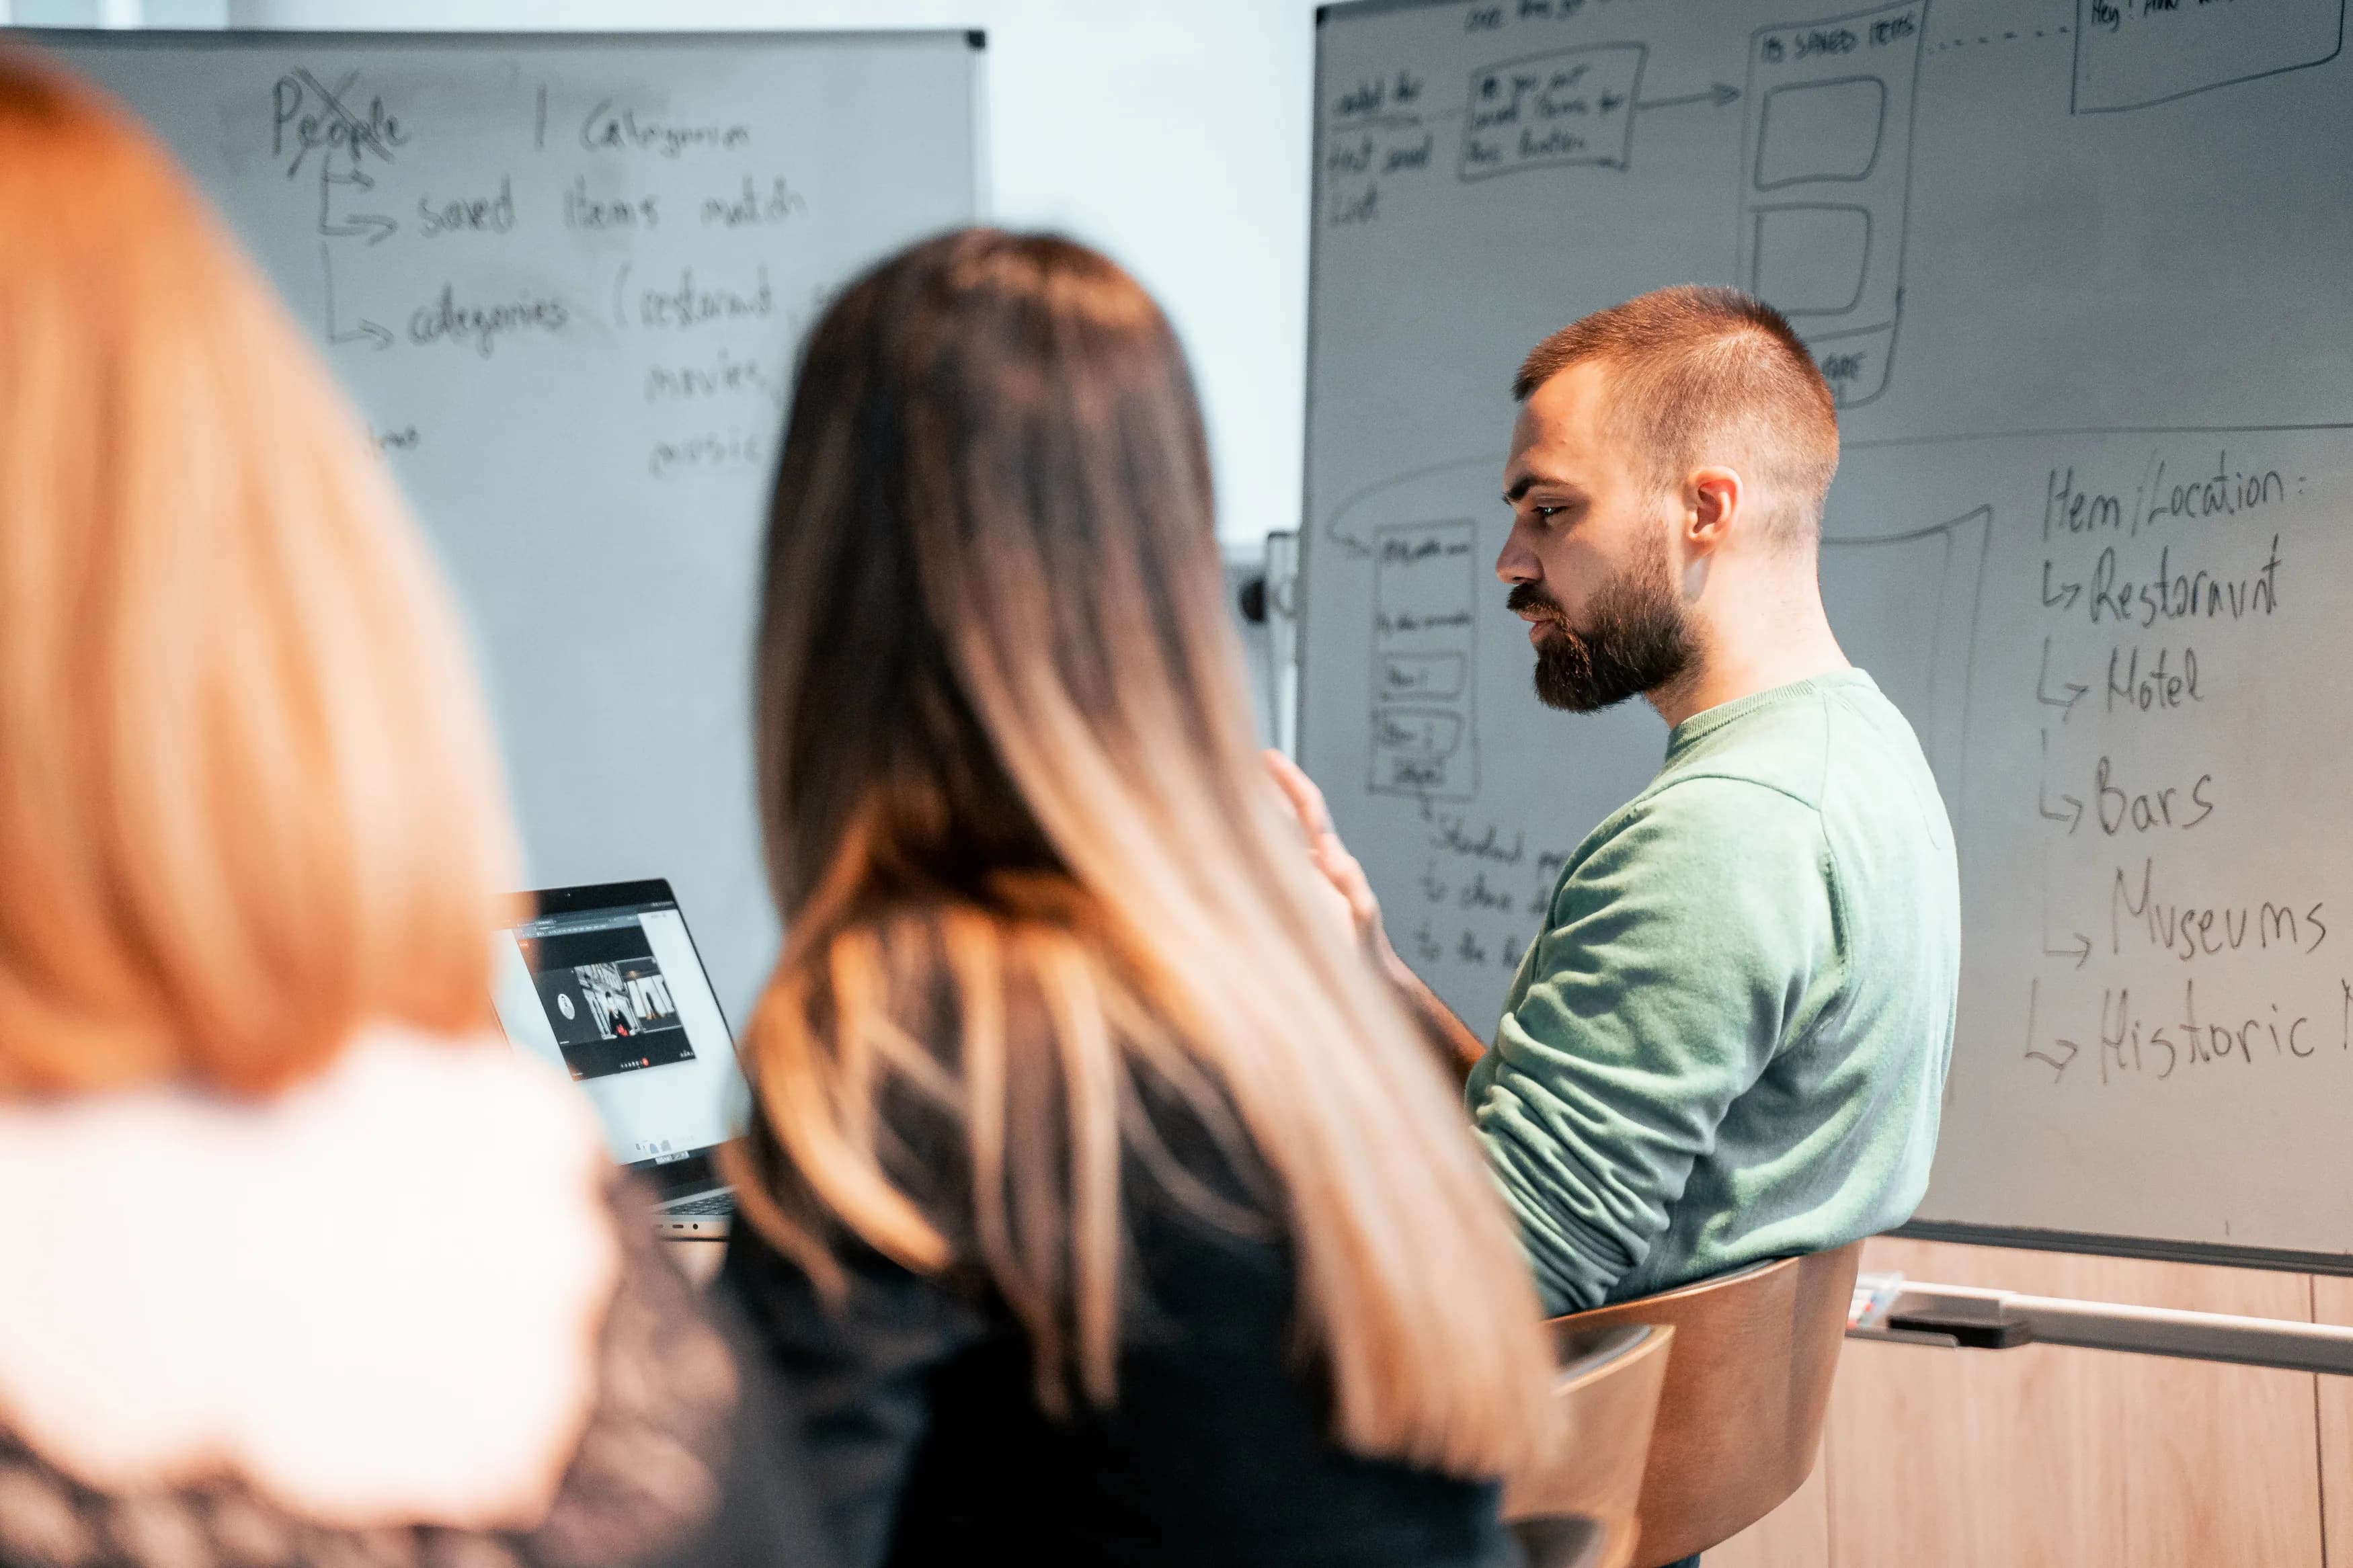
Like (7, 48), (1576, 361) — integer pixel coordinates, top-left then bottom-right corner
(2073, 0), (2344, 114)
(1931, 26), (2069, 54)
(1369, 518), (1481, 800)
(1737, 0), (1928, 409)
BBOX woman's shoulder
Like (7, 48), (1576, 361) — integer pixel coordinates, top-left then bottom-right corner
(0, 1026), (824, 1567)
(0, 1182), (817, 1568)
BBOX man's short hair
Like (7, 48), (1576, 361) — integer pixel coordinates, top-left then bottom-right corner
(1514, 286), (1839, 543)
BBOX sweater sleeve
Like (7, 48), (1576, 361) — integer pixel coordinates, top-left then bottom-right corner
(1465, 776), (1840, 1315)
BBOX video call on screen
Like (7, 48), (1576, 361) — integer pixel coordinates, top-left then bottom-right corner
(516, 921), (698, 1081)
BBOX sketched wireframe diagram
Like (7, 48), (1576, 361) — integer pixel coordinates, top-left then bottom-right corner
(1737, 0), (1928, 409)
(1369, 518), (1481, 800)
(2073, 0), (2344, 114)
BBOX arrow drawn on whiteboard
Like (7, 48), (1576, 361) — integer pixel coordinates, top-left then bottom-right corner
(320, 244), (392, 350)
(2036, 730), (2083, 834)
(2036, 638), (2088, 721)
(2040, 561), (2081, 612)
(1635, 83), (1740, 111)
(2023, 979), (2079, 1082)
(318, 163), (398, 245)
(2040, 845), (2092, 969)
(2042, 930), (2093, 969)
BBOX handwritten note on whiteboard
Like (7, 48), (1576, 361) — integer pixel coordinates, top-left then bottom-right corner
(37, 30), (983, 1016)
(1304, 0), (2353, 1265)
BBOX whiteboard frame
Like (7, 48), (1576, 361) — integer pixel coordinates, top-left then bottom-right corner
(3, 24), (990, 280)
(1898, 1220), (2353, 1278)
(6, 26), (990, 50)
(3, 14), (994, 212)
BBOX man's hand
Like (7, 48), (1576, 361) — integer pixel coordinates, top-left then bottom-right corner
(1264, 749), (1490, 1079)
(1265, 749), (1396, 966)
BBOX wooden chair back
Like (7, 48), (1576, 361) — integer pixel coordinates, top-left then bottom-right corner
(1548, 1241), (1864, 1568)
(1505, 1321), (1675, 1568)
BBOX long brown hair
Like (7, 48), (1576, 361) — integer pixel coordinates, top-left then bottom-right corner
(0, 52), (514, 1096)
(733, 229), (1550, 1477)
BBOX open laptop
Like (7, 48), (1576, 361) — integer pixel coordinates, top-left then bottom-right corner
(489, 878), (744, 1237)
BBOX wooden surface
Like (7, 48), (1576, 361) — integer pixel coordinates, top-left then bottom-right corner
(1705, 1446), (1829, 1568)
(2317, 1274), (2353, 1568)
(1707, 1237), (2343, 1568)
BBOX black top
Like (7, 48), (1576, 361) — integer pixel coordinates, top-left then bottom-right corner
(719, 1087), (1515, 1568)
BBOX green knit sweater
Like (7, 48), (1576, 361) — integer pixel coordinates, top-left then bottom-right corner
(1467, 671), (1958, 1314)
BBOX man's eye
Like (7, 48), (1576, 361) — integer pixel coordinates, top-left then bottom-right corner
(1533, 505), (1564, 521)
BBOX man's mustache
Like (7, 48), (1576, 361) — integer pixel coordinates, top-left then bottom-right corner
(1505, 583), (1565, 620)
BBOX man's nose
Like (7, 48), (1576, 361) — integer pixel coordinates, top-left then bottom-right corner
(1495, 530), (1538, 585)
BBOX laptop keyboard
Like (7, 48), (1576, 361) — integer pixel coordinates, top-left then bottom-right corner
(666, 1191), (735, 1217)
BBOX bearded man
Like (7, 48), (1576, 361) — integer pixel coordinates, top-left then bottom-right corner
(1276, 286), (1960, 1318)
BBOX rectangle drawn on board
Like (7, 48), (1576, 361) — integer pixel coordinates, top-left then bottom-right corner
(1755, 75), (1886, 188)
(1380, 651), (1469, 702)
(1819, 504), (1991, 807)
(1370, 520), (1479, 800)
(1737, 0), (1926, 409)
(2073, 0), (2345, 113)
(1460, 44), (1644, 179)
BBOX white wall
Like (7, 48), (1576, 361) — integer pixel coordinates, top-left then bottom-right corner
(11, 0), (217, 25)
(187, 0), (1330, 547)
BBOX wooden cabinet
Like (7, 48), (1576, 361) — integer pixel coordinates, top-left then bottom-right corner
(1711, 1238), (2344, 1568)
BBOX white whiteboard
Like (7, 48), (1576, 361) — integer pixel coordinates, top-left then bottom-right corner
(34, 29), (983, 1019)
(1304, 0), (2353, 1268)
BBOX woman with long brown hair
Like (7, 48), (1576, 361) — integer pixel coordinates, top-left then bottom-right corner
(721, 229), (1555, 1566)
(0, 51), (824, 1568)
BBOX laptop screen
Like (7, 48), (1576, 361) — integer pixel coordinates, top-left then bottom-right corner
(489, 880), (746, 1199)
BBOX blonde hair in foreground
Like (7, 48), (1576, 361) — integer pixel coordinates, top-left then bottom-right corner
(0, 52), (514, 1097)
(732, 229), (1553, 1479)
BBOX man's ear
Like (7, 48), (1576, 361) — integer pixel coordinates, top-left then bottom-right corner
(1685, 466), (1744, 556)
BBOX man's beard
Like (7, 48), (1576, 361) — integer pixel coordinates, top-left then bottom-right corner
(1508, 538), (1695, 712)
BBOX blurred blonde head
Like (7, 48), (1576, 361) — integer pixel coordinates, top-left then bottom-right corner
(0, 52), (515, 1098)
